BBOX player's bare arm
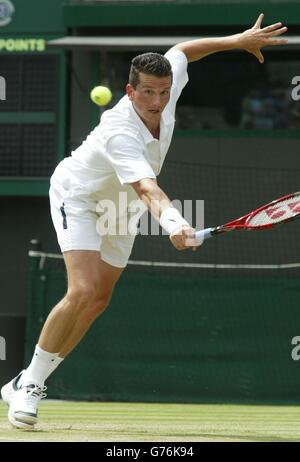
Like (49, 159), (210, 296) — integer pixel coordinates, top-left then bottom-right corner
(172, 13), (288, 63)
(131, 178), (196, 251)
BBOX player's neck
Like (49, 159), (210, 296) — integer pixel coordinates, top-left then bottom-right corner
(131, 104), (160, 139)
(142, 120), (160, 139)
(150, 125), (160, 140)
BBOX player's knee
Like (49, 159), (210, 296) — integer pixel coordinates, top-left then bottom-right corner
(87, 294), (111, 319)
(66, 284), (100, 308)
(66, 285), (111, 318)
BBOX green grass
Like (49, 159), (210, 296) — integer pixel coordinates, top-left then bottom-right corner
(1, 400), (300, 442)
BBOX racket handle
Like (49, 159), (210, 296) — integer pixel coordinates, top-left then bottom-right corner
(194, 228), (213, 244)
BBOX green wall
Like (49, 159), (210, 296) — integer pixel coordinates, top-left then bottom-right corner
(0, 0), (67, 196)
(0, 0), (65, 35)
(26, 261), (300, 404)
(64, 1), (300, 27)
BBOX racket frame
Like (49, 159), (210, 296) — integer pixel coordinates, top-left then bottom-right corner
(214, 191), (300, 235)
(195, 191), (300, 244)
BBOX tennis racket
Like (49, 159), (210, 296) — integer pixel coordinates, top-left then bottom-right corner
(195, 191), (300, 245)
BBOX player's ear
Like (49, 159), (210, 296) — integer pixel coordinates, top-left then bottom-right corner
(126, 83), (134, 101)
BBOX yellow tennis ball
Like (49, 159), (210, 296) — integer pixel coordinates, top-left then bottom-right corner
(90, 86), (112, 106)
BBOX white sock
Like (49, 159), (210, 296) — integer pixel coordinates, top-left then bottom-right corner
(44, 355), (64, 381)
(19, 345), (59, 387)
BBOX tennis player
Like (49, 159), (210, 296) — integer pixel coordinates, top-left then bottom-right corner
(1, 14), (287, 429)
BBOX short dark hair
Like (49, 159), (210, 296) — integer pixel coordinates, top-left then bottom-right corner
(129, 52), (172, 89)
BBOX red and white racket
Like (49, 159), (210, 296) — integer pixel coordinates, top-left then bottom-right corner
(195, 191), (300, 245)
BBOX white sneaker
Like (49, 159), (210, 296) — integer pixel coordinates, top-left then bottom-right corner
(1, 370), (25, 405)
(1, 371), (35, 430)
(8, 383), (47, 430)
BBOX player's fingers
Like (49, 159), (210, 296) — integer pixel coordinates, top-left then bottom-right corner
(250, 49), (264, 63)
(269, 26), (288, 37)
(174, 242), (186, 251)
(170, 235), (188, 250)
(177, 243), (188, 251)
(253, 13), (264, 29)
(267, 38), (289, 46)
(262, 22), (283, 33)
(185, 236), (199, 247)
(258, 51), (264, 63)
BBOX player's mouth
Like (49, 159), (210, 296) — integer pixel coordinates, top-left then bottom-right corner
(148, 109), (160, 114)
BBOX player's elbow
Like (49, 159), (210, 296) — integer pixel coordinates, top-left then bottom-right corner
(169, 43), (199, 63)
(170, 44), (187, 55)
(170, 44), (192, 61)
(131, 178), (157, 198)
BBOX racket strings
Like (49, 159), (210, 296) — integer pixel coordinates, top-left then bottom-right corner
(247, 194), (300, 226)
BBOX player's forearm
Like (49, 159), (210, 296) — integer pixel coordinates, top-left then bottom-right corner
(173, 15), (288, 64)
(131, 178), (172, 221)
(131, 178), (190, 231)
(173, 34), (243, 63)
(131, 178), (195, 249)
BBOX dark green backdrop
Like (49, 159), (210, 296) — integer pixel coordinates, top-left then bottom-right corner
(25, 254), (300, 404)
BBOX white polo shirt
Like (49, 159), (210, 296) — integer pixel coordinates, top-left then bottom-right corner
(52, 49), (188, 216)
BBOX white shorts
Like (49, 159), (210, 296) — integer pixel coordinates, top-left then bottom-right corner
(49, 173), (136, 269)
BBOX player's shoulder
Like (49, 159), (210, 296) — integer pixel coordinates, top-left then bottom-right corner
(99, 96), (142, 142)
(164, 48), (188, 69)
(102, 96), (134, 127)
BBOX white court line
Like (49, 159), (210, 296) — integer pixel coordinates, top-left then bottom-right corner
(0, 436), (38, 442)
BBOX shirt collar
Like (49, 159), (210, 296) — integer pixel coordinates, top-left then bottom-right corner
(127, 98), (175, 144)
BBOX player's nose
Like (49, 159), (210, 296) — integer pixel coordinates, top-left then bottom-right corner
(152, 93), (162, 107)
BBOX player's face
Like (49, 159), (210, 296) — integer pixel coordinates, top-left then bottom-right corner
(127, 73), (172, 128)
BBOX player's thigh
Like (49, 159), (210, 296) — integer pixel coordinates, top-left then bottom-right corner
(49, 181), (101, 253)
(100, 233), (136, 269)
(63, 250), (124, 299)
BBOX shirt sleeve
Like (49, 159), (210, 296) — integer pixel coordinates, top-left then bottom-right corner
(106, 134), (156, 185)
(164, 48), (189, 103)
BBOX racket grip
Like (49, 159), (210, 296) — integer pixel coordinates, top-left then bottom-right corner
(194, 228), (213, 244)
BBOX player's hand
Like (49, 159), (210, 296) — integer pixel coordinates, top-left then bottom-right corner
(169, 226), (199, 251)
(238, 13), (288, 64)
